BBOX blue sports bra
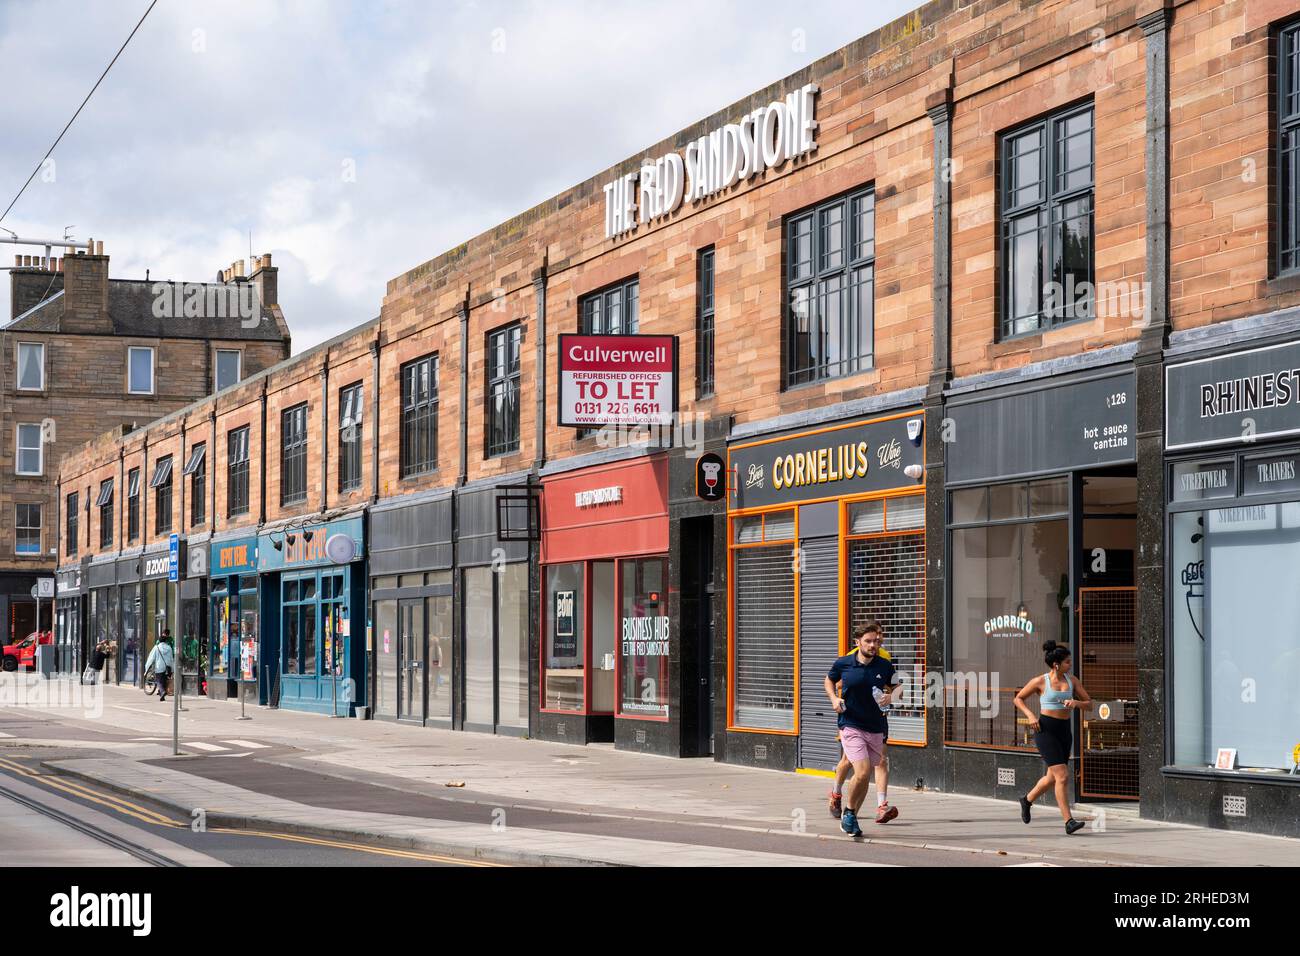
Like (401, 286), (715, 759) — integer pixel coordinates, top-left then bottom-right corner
(1041, 672), (1073, 710)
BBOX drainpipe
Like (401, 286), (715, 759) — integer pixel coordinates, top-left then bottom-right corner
(258, 381), (268, 527)
(533, 257), (547, 473)
(369, 337), (380, 503)
(458, 294), (469, 488)
(321, 356), (330, 514)
(209, 408), (217, 535)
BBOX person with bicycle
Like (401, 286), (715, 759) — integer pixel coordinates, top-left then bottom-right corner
(145, 631), (176, 703)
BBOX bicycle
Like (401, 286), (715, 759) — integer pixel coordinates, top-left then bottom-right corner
(143, 666), (158, 696)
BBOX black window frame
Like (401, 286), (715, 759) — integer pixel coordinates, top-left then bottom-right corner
(186, 443), (207, 527)
(152, 456), (173, 535)
(576, 277), (640, 439)
(998, 101), (1095, 340)
(126, 468), (140, 541)
(97, 479), (114, 548)
(400, 354), (439, 479)
(66, 492), (78, 557)
(486, 322), (522, 458)
(697, 247), (715, 399)
(228, 426), (250, 517)
(1279, 21), (1300, 274)
(280, 403), (309, 507)
(338, 382), (364, 493)
(784, 185), (875, 387)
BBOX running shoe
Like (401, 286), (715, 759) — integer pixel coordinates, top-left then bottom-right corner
(875, 803), (898, 824)
(1065, 818), (1085, 835)
(828, 790), (843, 819)
(1019, 796), (1032, 824)
(840, 809), (863, 837)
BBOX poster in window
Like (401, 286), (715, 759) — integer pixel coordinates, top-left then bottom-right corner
(554, 589), (576, 657)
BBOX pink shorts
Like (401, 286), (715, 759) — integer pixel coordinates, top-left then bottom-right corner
(840, 726), (886, 765)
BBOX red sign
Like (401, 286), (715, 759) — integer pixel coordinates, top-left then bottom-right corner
(558, 333), (677, 428)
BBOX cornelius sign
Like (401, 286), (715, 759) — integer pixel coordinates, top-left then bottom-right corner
(604, 83), (819, 239)
(558, 333), (678, 428)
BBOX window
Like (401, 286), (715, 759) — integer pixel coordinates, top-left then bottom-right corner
(544, 563), (585, 711)
(126, 468), (141, 540)
(16, 504), (41, 556)
(128, 347), (155, 394)
(215, 349), (242, 391)
(785, 187), (874, 386)
(17, 343), (44, 391)
(339, 383), (363, 493)
(97, 479), (114, 548)
(1000, 103), (1094, 338)
(400, 355), (439, 477)
(228, 427), (250, 516)
(66, 492), (78, 557)
(946, 478), (1071, 749)
(184, 443), (206, 526)
(697, 248), (715, 398)
(577, 278), (639, 437)
(280, 404), (308, 506)
(150, 455), (173, 534)
(487, 324), (521, 457)
(1281, 23), (1300, 273)
(16, 424), (42, 475)
(618, 557), (669, 719)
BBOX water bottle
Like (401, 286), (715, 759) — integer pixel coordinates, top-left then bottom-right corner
(872, 685), (891, 714)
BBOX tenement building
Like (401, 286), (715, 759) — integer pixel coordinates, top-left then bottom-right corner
(4, 245), (290, 664)
(58, 0), (1300, 837)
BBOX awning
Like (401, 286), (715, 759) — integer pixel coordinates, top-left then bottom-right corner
(149, 456), (173, 488)
(182, 444), (206, 476)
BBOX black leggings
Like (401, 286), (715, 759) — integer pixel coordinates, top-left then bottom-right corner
(1035, 714), (1071, 768)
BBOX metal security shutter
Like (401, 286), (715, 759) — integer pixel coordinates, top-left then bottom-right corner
(848, 533), (926, 743)
(798, 536), (842, 770)
(733, 546), (795, 730)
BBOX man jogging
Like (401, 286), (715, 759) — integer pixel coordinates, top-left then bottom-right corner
(824, 620), (899, 836)
(828, 644), (893, 820)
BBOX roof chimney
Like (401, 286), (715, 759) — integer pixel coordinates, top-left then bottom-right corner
(250, 250), (277, 309)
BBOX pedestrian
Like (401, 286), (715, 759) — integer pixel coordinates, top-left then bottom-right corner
(145, 631), (176, 703)
(823, 620), (899, 837)
(1014, 639), (1093, 835)
(83, 639), (110, 684)
(828, 644), (893, 820)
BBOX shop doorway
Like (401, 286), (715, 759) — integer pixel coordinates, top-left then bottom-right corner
(1076, 471), (1138, 800)
(680, 516), (715, 757)
(797, 533), (842, 771)
(398, 599), (425, 722)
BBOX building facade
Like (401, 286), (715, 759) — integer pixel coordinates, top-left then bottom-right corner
(3, 246), (290, 668)
(59, 0), (1300, 836)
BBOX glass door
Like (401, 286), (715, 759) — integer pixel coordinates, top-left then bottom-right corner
(591, 561), (616, 713)
(373, 599), (398, 718)
(464, 567), (495, 730)
(398, 598), (425, 721)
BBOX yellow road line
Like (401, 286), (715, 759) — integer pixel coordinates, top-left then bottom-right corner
(212, 827), (500, 866)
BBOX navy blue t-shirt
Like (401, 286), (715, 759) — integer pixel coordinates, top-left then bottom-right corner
(827, 651), (896, 734)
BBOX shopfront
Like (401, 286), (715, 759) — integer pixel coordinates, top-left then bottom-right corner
(209, 534), (259, 702)
(1161, 338), (1300, 832)
(259, 515), (366, 716)
(54, 567), (83, 676)
(539, 453), (669, 746)
(138, 548), (177, 685)
(944, 362), (1138, 800)
(369, 493), (453, 725)
(115, 555), (142, 686)
(725, 410), (927, 772)
(86, 558), (118, 684)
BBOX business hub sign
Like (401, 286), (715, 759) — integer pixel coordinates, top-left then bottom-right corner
(603, 83), (820, 239)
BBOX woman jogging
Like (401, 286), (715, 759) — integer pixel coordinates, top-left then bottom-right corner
(1014, 640), (1092, 835)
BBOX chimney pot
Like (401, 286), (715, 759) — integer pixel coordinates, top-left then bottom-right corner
(13, 255), (20, 268)
(86, 238), (93, 255)
(95, 240), (104, 256)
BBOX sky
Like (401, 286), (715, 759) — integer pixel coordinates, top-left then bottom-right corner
(0, 0), (918, 353)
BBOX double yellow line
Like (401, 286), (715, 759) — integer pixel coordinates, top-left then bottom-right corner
(0, 755), (498, 866)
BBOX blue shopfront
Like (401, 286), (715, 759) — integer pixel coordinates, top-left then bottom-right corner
(258, 516), (367, 716)
(208, 534), (260, 703)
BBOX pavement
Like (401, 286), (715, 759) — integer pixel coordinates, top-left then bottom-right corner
(3, 676), (1298, 867)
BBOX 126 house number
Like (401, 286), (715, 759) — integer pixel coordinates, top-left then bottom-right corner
(1106, 391), (1128, 408)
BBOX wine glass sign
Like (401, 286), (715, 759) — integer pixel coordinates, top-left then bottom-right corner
(696, 452), (726, 502)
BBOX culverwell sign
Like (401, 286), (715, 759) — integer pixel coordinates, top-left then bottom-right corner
(558, 333), (678, 428)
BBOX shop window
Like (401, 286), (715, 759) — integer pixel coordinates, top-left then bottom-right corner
(848, 500), (884, 535)
(618, 557), (669, 719)
(732, 544), (796, 730)
(150, 456), (173, 534)
(400, 354), (439, 477)
(282, 574), (318, 676)
(948, 481), (1071, 749)
(127, 467), (141, 540)
(785, 186), (874, 386)
(1280, 20), (1300, 274)
(66, 492), (78, 557)
(339, 382), (363, 493)
(16, 503), (41, 555)
(486, 323), (522, 458)
(697, 247), (715, 399)
(544, 562), (585, 711)
(97, 479), (114, 548)
(228, 426), (250, 516)
(184, 443), (206, 526)
(498, 563), (529, 730)
(17, 342), (44, 391)
(280, 403), (308, 506)
(999, 103), (1094, 338)
(16, 423), (42, 475)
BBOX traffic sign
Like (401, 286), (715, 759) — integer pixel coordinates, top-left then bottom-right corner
(168, 534), (180, 582)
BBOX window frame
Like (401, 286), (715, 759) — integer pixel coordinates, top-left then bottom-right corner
(280, 403), (309, 507)
(998, 101), (1096, 340)
(126, 468), (141, 541)
(66, 492), (79, 558)
(697, 247), (715, 399)
(186, 443), (207, 526)
(16, 342), (45, 391)
(152, 455), (173, 535)
(338, 382), (364, 493)
(228, 426), (251, 517)
(486, 323), (522, 459)
(1279, 21), (1300, 275)
(783, 185), (876, 387)
(98, 479), (114, 548)
(127, 346), (156, 395)
(15, 423), (43, 476)
(214, 349), (243, 392)
(400, 354), (439, 479)
(576, 277), (640, 439)
(15, 503), (41, 556)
